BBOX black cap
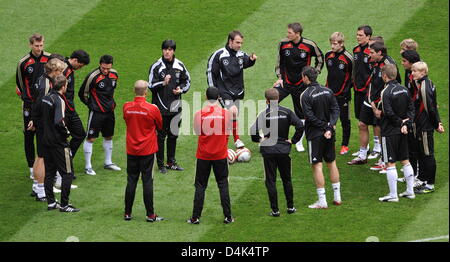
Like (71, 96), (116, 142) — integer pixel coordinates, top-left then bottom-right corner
(162, 39), (176, 51)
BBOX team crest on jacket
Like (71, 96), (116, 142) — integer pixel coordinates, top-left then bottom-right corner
(284, 50), (290, 56)
(339, 63), (345, 70)
(223, 59), (229, 66)
(238, 58), (243, 65)
(99, 82), (105, 88)
(175, 71), (180, 78)
(300, 52), (307, 58)
(364, 57), (369, 63)
(27, 67), (34, 73)
(354, 54), (358, 60)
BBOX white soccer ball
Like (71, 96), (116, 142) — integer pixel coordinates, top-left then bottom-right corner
(227, 149), (237, 164)
(236, 147), (251, 162)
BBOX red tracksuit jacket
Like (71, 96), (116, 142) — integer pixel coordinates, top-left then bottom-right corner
(123, 96), (162, 156)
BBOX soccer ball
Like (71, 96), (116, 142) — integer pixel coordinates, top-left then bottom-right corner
(227, 149), (237, 164)
(236, 147), (251, 162)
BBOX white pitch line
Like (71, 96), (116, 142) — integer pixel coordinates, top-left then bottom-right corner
(408, 235), (449, 242)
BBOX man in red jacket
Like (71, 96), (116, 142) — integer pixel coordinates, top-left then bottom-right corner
(123, 80), (164, 222)
(187, 87), (234, 224)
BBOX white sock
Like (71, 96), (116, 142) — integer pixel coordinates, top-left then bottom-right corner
(103, 139), (113, 166)
(55, 172), (62, 188)
(316, 188), (327, 205)
(83, 140), (93, 169)
(32, 180), (38, 192)
(332, 182), (341, 202)
(358, 146), (368, 159)
(402, 163), (415, 194)
(37, 183), (45, 198)
(373, 136), (381, 153)
(30, 167), (34, 175)
(386, 167), (398, 198)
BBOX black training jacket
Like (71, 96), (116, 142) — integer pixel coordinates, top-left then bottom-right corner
(16, 51), (51, 103)
(275, 37), (324, 88)
(379, 80), (414, 137)
(63, 59), (77, 112)
(78, 67), (118, 113)
(366, 55), (401, 106)
(250, 105), (304, 156)
(148, 56), (190, 115)
(300, 82), (340, 140)
(352, 43), (371, 93)
(414, 76), (441, 132)
(31, 74), (53, 129)
(41, 89), (70, 148)
(325, 48), (354, 100)
(207, 45), (255, 97)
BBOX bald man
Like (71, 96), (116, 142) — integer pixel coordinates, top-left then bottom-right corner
(123, 80), (164, 222)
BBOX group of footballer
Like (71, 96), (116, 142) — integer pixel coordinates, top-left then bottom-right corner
(14, 21), (444, 220)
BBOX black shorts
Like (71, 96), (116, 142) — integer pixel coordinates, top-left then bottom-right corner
(86, 111), (115, 139)
(354, 92), (365, 120)
(359, 103), (376, 126)
(381, 134), (409, 163)
(417, 130), (434, 157)
(219, 90), (243, 111)
(307, 136), (336, 164)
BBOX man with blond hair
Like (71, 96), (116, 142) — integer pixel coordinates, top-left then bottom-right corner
(325, 32), (354, 155)
(411, 61), (444, 194)
(123, 80), (164, 222)
(16, 33), (51, 179)
(400, 38), (418, 54)
(29, 58), (66, 201)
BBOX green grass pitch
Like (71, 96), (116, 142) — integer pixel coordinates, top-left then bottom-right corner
(0, 0), (448, 242)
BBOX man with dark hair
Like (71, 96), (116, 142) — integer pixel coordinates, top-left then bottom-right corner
(60, 50), (90, 180)
(148, 39), (190, 173)
(42, 75), (79, 212)
(351, 25), (372, 157)
(16, 33), (51, 179)
(325, 32), (354, 155)
(401, 50), (421, 97)
(348, 42), (400, 167)
(377, 64), (416, 202)
(207, 30), (257, 150)
(300, 66), (341, 209)
(250, 88), (304, 217)
(123, 80), (164, 222)
(273, 22), (324, 152)
(187, 87), (234, 225)
(397, 50), (421, 181)
(79, 55), (121, 175)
